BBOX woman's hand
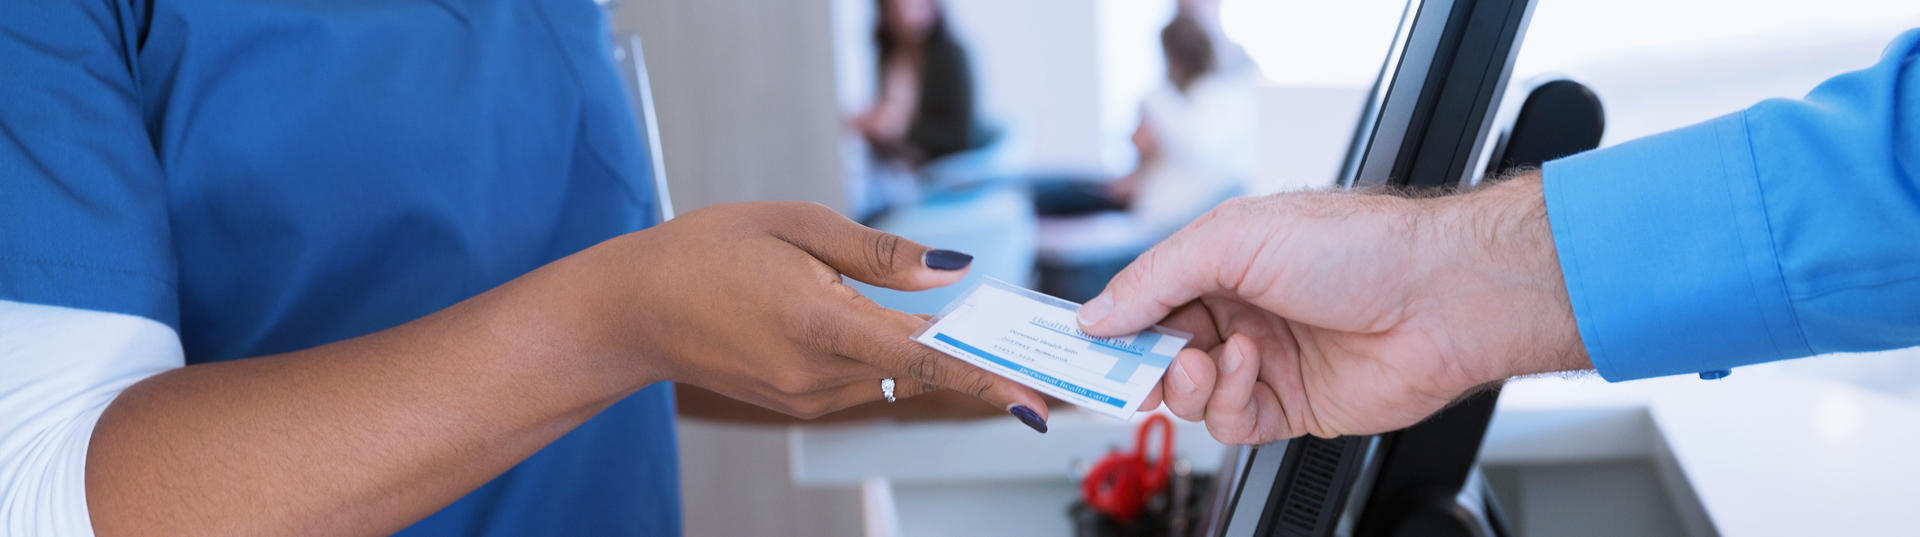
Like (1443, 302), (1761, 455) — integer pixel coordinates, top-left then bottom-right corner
(1076, 174), (1589, 443)
(79, 201), (1048, 537)
(562, 202), (1049, 426)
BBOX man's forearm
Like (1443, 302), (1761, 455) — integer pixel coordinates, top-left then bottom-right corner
(85, 257), (653, 537)
(1419, 169), (1593, 382)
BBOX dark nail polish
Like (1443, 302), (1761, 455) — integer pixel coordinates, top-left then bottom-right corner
(1009, 405), (1048, 434)
(923, 249), (974, 271)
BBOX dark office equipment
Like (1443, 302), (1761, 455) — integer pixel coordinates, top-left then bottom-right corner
(1194, 0), (1608, 536)
(1485, 79), (1606, 175)
(1338, 0), (1535, 191)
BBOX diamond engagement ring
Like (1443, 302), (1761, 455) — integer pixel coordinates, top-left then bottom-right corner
(881, 378), (896, 403)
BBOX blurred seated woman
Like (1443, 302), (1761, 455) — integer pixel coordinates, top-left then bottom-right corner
(850, 0), (1000, 209)
(1035, 12), (1255, 301)
(842, 0), (1028, 311)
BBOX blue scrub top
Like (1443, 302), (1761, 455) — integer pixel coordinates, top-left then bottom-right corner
(1545, 28), (1920, 382)
(0, 0), (680, 535)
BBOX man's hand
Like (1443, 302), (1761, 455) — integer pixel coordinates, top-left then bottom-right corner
(1077, 171), (1591, 444)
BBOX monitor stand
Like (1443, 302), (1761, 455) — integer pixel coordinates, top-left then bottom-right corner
(1346, 390), (1509, 537)
(1198, 0), (1549, 534)
(1351, 74), (1607, 537)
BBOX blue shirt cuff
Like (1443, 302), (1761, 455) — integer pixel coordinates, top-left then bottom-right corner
(1543, 112), (1810, 382)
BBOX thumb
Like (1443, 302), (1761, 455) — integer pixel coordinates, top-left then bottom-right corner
(769, 203), (972, 291)
(1078, 207), (1237, 337)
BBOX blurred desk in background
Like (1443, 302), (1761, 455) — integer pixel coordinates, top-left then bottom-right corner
(792, 374), (1920, 537)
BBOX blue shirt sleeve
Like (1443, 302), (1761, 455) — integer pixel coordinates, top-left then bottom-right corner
(0, 0), (178, 328)
(1543, 29), (1920, 381)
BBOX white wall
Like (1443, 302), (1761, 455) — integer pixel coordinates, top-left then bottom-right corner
(939, 0), (1107, 173)
(1509, 23), (1917, 147)
(1249, 84), (1369, 194)
(614, 0), (850, 213)
(1097, 1), (1177, 172)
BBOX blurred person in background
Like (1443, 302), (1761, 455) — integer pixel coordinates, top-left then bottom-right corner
(851, 0), (999, 170)
(1176, 0), (1256, 75)
(1033, 11), (1256, 301)
(847, 0), (1003, 221)
(1101, 11), (1257, 232)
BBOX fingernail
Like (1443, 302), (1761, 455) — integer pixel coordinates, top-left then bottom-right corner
(1221, 341), (1248, 375)
(1077, 294), (1111, 327)
(1009, 405), (1048, 434)
(923, 249), (974, 271)
(1172, 360), (1200, 394)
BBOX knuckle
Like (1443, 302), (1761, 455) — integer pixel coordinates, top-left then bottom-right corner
(1168, 394), (1207, 421)
(1210, 427), (1250, 446)
(904, 354), (946, 386)
(1128, 252), (1158, 281)
(954, 372), (995, 399)
(769, 370), (821, 396)
(772, 200), (824, 216)
(1120, 252), (1162, 292)
(1192, 197), (1259, 238)
(1202, 198), (1247, 224)
(792, 312), (839, 352)
(868, 232), (903, 276)
(766, 202), (834, 232)
(792, 201), (835, 217)
(1205, 415), (1254, 444)
(751, 202), (802, 229)
(1171, 403), (1204, 423)
(892, 381), (930, 399)
(788, 397), (832, 420)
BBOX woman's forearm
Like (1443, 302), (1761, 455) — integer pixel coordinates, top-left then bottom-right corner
(84, 256), (653, 537)
(82, 201), (1055, 537)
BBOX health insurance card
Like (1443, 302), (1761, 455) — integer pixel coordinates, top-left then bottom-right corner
(911, 278), (1190, 420)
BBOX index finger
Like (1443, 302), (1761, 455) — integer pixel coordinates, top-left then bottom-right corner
(1077, 200), (1245, 337)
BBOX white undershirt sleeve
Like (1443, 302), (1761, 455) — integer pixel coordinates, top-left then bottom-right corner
(0, 300), (183, 537)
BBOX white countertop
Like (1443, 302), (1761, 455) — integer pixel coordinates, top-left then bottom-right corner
(791, 373), (1920, 536)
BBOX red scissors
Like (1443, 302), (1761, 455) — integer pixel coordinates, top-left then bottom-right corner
(1081, 413), (1175, 522)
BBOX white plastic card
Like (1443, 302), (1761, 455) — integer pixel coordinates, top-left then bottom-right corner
(911, 278), (1190, 420)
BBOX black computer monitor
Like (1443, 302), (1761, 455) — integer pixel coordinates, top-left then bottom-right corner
(1198, 0), (1537, 535)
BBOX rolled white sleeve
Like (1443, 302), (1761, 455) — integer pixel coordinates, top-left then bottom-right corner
(0, 300), (182, 536)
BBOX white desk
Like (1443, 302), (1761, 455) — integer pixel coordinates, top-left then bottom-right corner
(791, 373), (1920, 537)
